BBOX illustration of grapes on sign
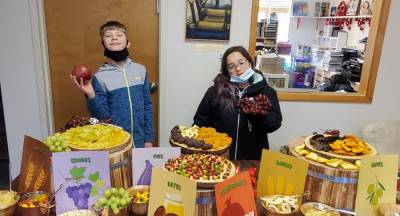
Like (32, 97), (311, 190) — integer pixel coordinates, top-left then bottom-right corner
(366, 175), (385, 207)
(52, 151), (111, 215)
(65, 166), (106, 209)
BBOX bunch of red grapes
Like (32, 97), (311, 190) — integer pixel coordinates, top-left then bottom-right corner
(239, 93), (271, 115)
(61, 115), (112, 131)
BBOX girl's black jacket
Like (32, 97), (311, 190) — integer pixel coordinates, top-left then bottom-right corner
(194, 72), (282, 160)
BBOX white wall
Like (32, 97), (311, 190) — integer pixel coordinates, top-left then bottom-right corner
(0, 0), (53, 177)
(159, 0), (400, 155)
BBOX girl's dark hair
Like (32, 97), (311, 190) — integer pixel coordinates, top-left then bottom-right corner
(213, 46), (254, 111)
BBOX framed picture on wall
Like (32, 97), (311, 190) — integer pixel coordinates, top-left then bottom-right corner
(315, 1), (330, 17)
(358, 0), (373, 15)
(292, 0), (308, 16)
(346, 0), (361, 16)
(185, 0), (232, 41)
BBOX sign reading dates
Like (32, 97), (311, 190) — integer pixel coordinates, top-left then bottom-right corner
(163, 154), (235, 184)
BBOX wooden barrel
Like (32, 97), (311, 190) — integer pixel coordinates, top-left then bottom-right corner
(108, 140), (133, 188)
(303, 161), (358, 210)
(195, 188), (217, 216)
(289, 138), (358, 210)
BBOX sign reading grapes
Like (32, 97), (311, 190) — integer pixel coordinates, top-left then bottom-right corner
(52, 151), (111, 215)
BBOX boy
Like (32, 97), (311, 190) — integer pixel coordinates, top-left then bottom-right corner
(71, 21), (154, 148)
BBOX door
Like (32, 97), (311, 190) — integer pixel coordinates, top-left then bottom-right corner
(44, 0), (159, 145)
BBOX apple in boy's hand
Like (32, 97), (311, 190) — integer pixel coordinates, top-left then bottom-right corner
(71, 64), (92, 83)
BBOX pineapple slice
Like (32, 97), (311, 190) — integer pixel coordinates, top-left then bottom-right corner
(325, 158), (343, 168)
(305, 152), (319, 161)
(339, 161), (359, 170)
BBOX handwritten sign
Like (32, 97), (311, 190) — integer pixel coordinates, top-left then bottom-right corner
(355, 155), (398, 215)
(52, 151), (110, 215)
(257, 149), (309, 197)
(215, 171), (257, 216)
(132, 147), (180, 185)
(147, 168), (196, 216)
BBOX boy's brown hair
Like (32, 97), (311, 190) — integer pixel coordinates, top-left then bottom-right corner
(99, 21), (128, 37)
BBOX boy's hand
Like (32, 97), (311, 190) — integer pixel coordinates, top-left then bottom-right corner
(70, 74), (95, 98)
(144, 142), (153, 148)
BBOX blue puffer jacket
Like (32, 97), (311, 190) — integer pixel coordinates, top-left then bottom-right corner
(87, 59), (154, 148)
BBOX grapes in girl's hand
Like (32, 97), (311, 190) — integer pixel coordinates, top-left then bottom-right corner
(239, 93), (271, 115)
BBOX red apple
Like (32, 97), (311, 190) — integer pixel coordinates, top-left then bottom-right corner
(71, 64), (92, 83)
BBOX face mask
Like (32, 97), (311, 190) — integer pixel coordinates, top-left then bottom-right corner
(103, 42), (130, 62)
(230, 67), (255, 84)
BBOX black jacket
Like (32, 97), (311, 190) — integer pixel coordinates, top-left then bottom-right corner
(194, 73), (282, 160)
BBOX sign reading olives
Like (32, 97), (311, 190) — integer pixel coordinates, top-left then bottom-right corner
(371, 162), (383, 168)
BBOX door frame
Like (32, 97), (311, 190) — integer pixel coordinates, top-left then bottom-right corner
(28, 0), (54, 136)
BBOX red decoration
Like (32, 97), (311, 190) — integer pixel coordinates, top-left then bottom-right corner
(336, 1), (347, 16)
(355, 17), (371, 31)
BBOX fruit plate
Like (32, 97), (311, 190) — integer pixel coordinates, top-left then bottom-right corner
(304, 135), (377, 161)
(69, 131), (131, 153)
(169, 138), (231, 156)
(163, 154), (236, 188)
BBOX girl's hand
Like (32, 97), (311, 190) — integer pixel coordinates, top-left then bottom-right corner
(70, 74), (95, 98)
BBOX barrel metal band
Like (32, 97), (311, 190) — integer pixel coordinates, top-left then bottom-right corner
(196, 197), (215, 205)
(111, 158), (130, 170)
(307, 170), (358, 184)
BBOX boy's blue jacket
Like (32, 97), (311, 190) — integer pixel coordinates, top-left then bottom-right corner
(86, 59), (154, 148)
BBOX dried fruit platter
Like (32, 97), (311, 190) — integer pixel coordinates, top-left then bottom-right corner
(305, 135), (377, 161)
(63, 124), (132, 152)
(169, 125), (231, 155)
(163, 154), (236, 188)
(291, 142), (361, 170)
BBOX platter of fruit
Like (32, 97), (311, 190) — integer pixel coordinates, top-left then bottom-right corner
(169, 125), (232, 155)
(293, 144), (361, 170)
(163, 153), (236, 188)
(61, 124), (131, 152)
(305, 130), (377, 160)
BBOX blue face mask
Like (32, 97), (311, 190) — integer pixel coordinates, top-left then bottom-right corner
(230, 68), (255, 84)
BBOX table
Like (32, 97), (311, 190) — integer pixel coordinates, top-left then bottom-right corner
(12, 160), (264, 216)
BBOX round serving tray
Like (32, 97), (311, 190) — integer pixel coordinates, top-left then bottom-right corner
(169, 138), (231, 156)
(69, 131), (131, 153)
(162, 160), (236, 189)
(304, 135), (377, 161)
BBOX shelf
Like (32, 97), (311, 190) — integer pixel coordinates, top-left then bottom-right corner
(291, 15), (372, 19)
(317, 36), (338, 39)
